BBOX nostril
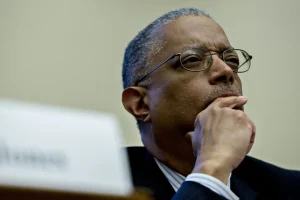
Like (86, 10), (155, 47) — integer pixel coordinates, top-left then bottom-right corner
(215, 75), (227, 82)
(214, 75), (234, 83)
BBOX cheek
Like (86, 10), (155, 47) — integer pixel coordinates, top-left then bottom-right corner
(148, 82), (187, 116)
(234, 75), (243, 94)
(148, 78), (209, 132)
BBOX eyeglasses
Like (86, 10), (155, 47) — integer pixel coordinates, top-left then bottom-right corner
(134, 48), (252, 86)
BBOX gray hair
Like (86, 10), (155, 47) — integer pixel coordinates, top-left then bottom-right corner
(122, 8), (212, 131)
(122, 8), (212, 89)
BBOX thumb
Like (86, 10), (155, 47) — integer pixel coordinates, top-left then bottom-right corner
(185, 131), (194, 144)
(185, 131), (199, 157)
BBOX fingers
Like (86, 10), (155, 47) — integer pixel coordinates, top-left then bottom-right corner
(208, 96), (248, 109)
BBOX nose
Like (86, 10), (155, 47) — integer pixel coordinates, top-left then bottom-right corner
(208, 55), (234, 85)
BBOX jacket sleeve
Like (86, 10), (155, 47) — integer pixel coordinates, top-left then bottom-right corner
(172, 181), (229, 200)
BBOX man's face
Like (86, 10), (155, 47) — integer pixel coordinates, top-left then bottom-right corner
(144, 15), (243, 169)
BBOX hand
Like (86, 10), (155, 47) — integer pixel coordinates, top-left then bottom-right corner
(189, 96), (256, 184)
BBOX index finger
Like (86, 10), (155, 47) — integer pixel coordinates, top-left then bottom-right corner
(208, 96), (248, 109)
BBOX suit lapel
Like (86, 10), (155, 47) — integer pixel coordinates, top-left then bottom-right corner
(143, 152), (175, 200)
(127, 147), (175, 200)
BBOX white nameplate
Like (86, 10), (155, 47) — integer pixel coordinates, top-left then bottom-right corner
(0, 99), (133, 196)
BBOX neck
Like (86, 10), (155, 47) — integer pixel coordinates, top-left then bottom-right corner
(142, 135), (196, 176)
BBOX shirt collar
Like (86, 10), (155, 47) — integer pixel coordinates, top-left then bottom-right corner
(154, 158), (231, 192)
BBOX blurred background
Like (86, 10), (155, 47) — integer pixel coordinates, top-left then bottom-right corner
(1, 0), (299, 169)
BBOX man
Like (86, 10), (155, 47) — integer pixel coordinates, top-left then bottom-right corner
(121, 8), (300, 200)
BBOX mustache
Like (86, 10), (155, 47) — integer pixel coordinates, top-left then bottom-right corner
(203, 85), (242, 109)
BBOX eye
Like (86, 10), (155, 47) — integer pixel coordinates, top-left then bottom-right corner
(224, 56), (240, 71)
(180, 54), (205, 70)
(181, 55), (202, 64)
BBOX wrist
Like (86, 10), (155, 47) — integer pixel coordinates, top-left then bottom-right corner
(192, 159), (232, 185)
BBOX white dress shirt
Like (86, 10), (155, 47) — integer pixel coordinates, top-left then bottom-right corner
(154, 158), (239, 200)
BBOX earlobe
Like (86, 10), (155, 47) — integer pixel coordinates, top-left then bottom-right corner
(122, 87), (151, 122)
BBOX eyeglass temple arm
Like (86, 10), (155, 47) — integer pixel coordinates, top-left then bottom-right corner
(238, 54), (252, 70)
(134, 54), (179, 86)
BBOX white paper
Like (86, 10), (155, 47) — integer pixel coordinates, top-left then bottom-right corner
(0, 99), (133, 196)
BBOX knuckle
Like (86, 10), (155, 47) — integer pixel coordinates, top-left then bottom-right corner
(215, 97), (223, 103)
(197, 112), (205, 120)
(235, 110), (245, 119)
(247, 123), (252, 130)
(194, 116), (200, 127)
(252, 123), (256, 132)
(210, 106), (220, 114)
(194, 113), (203, 126)
(248, 121), (256, 132)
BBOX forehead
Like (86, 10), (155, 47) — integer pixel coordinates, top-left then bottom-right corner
(162, 15), (230, 52)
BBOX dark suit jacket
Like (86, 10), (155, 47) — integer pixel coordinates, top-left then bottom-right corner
(127, 147), (300, 200)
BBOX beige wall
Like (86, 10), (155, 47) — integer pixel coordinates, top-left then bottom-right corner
(1, 0), (299, 169)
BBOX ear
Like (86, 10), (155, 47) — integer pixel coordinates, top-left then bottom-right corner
(122, 87), (151, 123)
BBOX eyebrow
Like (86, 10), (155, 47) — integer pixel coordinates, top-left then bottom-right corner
(181, 41), (232, 52)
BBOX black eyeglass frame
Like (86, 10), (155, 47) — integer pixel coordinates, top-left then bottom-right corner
(134, 48), (252, 86)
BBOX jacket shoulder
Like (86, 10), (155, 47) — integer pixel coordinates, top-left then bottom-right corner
(125, 146), (148, 169)
(235, 156), (300, 193)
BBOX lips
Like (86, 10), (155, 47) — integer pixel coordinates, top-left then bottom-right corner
(217, 93), (239, 98)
